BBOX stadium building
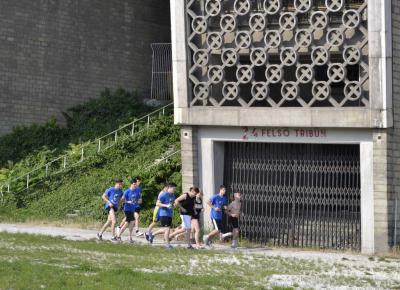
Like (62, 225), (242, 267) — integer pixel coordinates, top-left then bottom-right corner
(172, 0), (398, 253)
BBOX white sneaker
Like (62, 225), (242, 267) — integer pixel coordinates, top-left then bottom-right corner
(136, 231), (144, 237)
(221, 232), (233, 239)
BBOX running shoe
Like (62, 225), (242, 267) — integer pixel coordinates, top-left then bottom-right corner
(203, 235), (211, 247)
(136, 231), (144, 237)
(186, 245), (194, 250)
(165, 244), (174, 250)
(96, 233), (102, 241)
(145, 232), (150, 241)
(129, 239), (134, 244)
(149, 233), (155, 244)
(110, 237), (118, 242)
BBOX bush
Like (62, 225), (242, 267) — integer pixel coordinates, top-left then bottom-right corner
(0, 88), (154, 169)
(2, 115), (182, 222)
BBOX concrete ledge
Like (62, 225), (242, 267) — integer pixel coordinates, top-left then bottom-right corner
(174, 107), (393, 128)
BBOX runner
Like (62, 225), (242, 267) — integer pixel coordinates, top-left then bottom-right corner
(97, 179), (124, 241)
(145, 183), (167, 243)
(171, 187), (198, 249)
(222, 192), (242, 248)
(116, 178), (139, 243)
(116, 176), (142, 237)
(155, 182), (177, 249)
(203, 185), (228, 247)
(133, 177), (143, 237)
(191, 189), (204, 249)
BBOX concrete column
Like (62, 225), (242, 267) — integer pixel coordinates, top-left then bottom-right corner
(360, 141), (375, 253)
(180, 126), (199, 193)
(198, 139), (225, 231)
(372, 131), (389, 252)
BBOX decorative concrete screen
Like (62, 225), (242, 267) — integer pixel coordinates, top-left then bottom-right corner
(186, 0), (368, 107)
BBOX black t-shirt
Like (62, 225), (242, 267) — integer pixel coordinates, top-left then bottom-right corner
(179, 193), (195, 216)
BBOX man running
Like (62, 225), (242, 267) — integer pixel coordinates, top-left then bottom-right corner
(171, 187), (198, 249)
(222, 192), (242, 248)
(97, 179), (124, 241)
(116, 178), (139, 243)
(203, 185), (228, 247)
(117, 176), (143, 237)
(133, 177), (143, 237)
(145, 183), (167, 242)
(153, 182), (177, 249)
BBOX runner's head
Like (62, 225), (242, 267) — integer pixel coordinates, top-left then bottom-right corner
(162, 182), (168, 192)
(219, 185), (226, 196)
(189, 187), (199, 197)
(167, 182), (177, 194)
(130, 177), (138, 189)
(114, 178), (123, 189)
(135, 176), (142, 186)
(234, 192), (241, 201)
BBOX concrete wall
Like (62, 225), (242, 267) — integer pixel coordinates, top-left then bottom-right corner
(0, 0), (171, 134)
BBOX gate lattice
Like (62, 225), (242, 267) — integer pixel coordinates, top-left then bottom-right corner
(224, 142), (361, 250)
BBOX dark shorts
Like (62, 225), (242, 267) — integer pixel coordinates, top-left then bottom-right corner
(160, 216), (172, 227)
(191, 214), (200, 220)
(124, 211), (135, 222)
(229, 216), (239, 229)
(105, 205), (118, 214)
(134, 208), (141, 214)
(211, 218), (223, 231)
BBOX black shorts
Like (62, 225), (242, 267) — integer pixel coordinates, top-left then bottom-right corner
(105, 206), (118, 214)
(211, 218), (223, 231)
(191, 214), (200, 220)
(134, 208), (141, 214)
(124, 211), (135, 222)
(229, 216), (239, 229)
(160, 216), (172, 227)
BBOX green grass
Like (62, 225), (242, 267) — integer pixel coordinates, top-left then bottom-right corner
(0, 232), (399, 289)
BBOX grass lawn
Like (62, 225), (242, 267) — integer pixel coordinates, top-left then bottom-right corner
(0, 232), (399, 290)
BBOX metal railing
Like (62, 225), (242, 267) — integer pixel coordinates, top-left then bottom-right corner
(0, 103), (174, 196)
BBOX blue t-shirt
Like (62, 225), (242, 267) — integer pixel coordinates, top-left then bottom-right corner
(210, 194), (228, 220)
(158, 191), (175, 217)
(123, 188), (141, 212)
(104, 187), (124, 209)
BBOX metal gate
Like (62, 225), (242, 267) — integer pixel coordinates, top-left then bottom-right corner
(224, 142), (361, 250)
(150, 43), (172, 101)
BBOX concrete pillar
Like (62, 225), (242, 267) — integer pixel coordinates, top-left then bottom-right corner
(360, 141), (375, 254)
(180, 126), (199, 193)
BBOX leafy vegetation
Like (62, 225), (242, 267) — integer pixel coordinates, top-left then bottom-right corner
(1, 115), (181, 226)
(0, 89), (181, 226)
(0, 88), (153, 174)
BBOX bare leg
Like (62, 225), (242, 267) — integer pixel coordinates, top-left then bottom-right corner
(119, 217), (126, 228)
(147, 222), (156, 234)
(191, 219), (202, 247)
(206, 229), (220, 240)
(151, 228), (165, 236)
(118, 221), (129, 237)
(134, 212), (140, 233)
(164, 227), (171, 245)
(128, 221), (135, 241)
(109, 209), (117, 237)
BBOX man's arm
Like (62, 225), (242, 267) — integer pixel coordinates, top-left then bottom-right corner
(156, 196), (171, 208)
(207, 197), (220, 211)
(102, 191), (112, 207)
(174, 194), (187, 212)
